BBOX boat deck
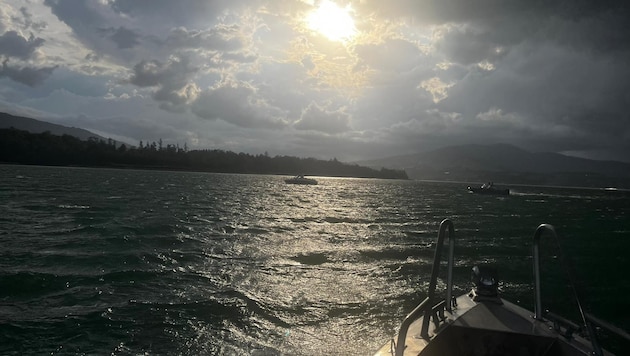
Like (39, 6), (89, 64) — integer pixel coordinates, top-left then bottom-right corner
(374, 220), (623, 356)
(375, 293), (610, 356)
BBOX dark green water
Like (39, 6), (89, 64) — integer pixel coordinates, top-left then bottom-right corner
(1, 165), (628, 355)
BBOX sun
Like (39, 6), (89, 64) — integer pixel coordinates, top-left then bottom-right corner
(306, 0), (357, 42)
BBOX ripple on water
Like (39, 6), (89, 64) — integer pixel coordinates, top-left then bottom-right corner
(1, 168), (629, 355)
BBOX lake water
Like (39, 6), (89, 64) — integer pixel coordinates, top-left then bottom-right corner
(1, 165), (629, 355)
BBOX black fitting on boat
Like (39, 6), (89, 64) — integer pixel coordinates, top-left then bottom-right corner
(472, 265), (499, 297)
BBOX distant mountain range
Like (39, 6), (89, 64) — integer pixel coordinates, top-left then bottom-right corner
(0, 112), (108, 142)
(3, 111), (629, 188)
(0, 111), (133, 149)
(357, 143), (630, 188)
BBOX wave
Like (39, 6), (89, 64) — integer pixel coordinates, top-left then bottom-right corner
(57, 204), (90, 209)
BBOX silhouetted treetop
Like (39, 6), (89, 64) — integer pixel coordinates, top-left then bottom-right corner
(0, 128), (408, 179)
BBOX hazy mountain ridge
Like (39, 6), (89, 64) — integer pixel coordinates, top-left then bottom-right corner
(357, 143), (630, 188)
(0, 112), (106, 142)
(3, 111), (627, 187)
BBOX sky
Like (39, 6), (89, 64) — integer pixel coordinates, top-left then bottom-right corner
(0, 0), (629, 162)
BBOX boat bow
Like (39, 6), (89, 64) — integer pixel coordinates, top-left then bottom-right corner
(375, 219), (627, 356)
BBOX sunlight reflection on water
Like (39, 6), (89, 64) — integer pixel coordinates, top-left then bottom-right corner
(1, 167), (629, 355)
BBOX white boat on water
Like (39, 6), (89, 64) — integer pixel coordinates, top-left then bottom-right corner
(468, 182), (510, 195)
(285, 175), (317, 185)
(375, 219), (629, 356)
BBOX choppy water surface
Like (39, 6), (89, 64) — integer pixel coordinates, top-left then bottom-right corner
(1, 165), (629, 355)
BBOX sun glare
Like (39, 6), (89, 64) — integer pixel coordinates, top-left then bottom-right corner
(306, 0), (357, 42)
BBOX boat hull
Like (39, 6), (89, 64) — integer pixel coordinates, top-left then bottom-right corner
(285, 178), (317, 185)
(374, 293), (611, 356)
(468, 186), (509, 195)
(374, 220), (621, 356)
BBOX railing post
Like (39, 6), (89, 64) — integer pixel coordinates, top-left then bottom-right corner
(445, 222), (455, 313)
(394, 219), (455, 356)
(420, 219), (454, 338)
(532, 224), (555, 320)
(533, 225), (607, 355)
(394, 298), (430, 356)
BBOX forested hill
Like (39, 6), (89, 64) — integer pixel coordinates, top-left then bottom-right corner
(0, 111), (106, 141)
(0, 128), (408, 180)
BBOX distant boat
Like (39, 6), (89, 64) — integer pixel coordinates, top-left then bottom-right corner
(468, 182), (509, 196)
(285, 175), (317, 185)
(374, 219), (629, 356)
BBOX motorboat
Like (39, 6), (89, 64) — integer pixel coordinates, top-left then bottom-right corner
(374, 219), (629, 356)
(468, 182), (509, 195)
(467, 186), (510, 195)
(284, 175), (317, 185)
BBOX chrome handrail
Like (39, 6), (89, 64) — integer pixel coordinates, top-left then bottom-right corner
(421, 219), (455, 338)
(532, 223), (555, 320)
(393, 221), (623, 356)
(395, 219), (455, 356)
(585, 313), (630, 343)
(394, 297), (430, 356)
(532, 224), (605, 356)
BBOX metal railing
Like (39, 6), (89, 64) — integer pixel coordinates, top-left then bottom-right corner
(532, 223), (606, 355)
(532, 223), (554, 321)
(531, 223), (630, 356)
(392, 221), (627, 356)
(394, 219), (454, 356)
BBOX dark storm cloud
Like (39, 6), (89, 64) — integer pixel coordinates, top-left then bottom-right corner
(110, 0), (251, 26)
(362, 0), (630, 61)
(129, 56), (199, 111)
(44, 0), (138, 61)
(191, 80), (288, 129)
(364, 0), (630, 159)
(43, 0), (164, 64)
(439, 38), (630, 152)
(43, 0), (253, 64)
(43, 0), (262, 118)
(361, 0), (628, 26)
(0, 31), (44, 60)
(0, 60), (57, 87)
(0, 31), (56, 86)
(436, 25), (507, 66)
(100, 27), (141, 49)
(153, 83), (200, 113)
(44, 0), (107, 30)
(129, 57), (197, 88)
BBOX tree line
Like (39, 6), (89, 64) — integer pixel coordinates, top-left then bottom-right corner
(0, 128), (408, 179)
